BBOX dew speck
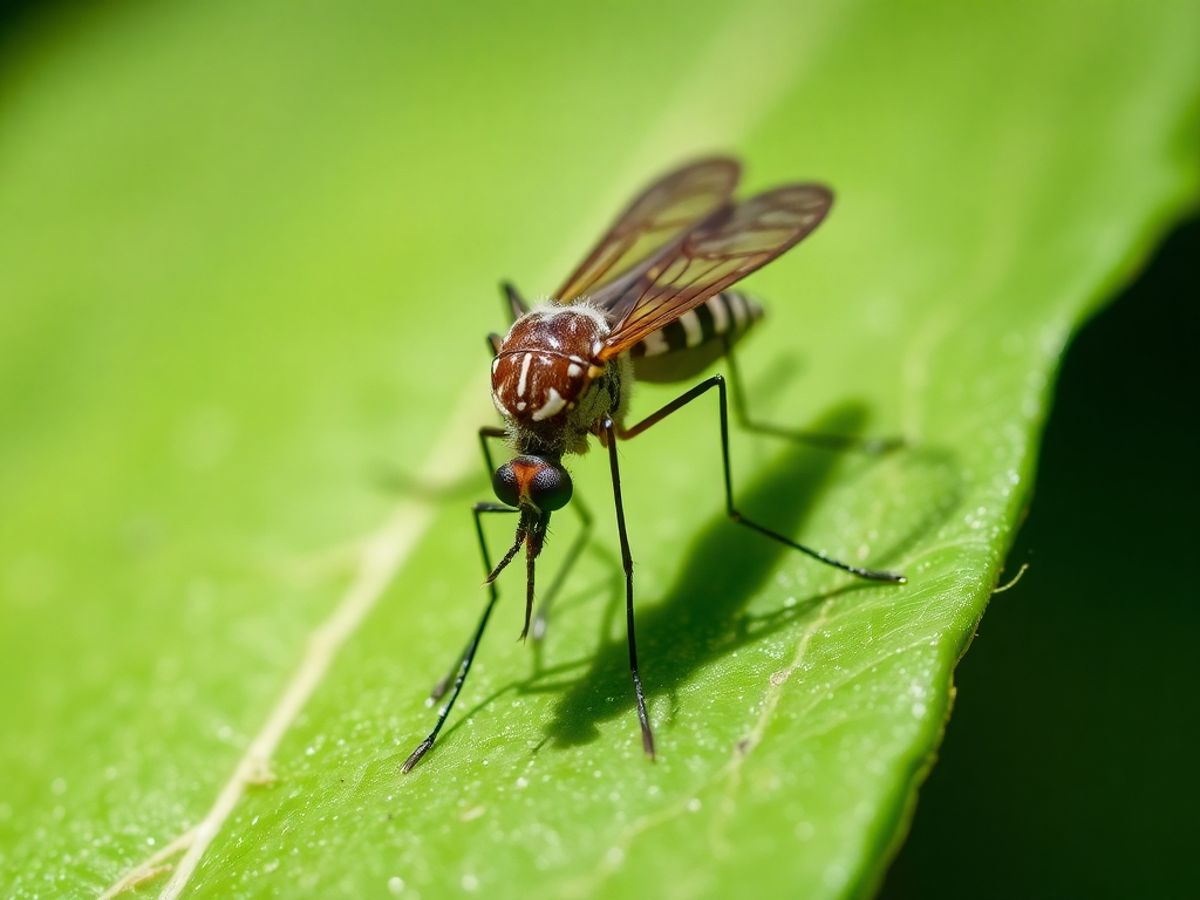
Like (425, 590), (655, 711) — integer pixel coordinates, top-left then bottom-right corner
(388, 876), (405, 895)
(911, 701), (927, 717)
(686, 797), (702, 813)
(515, 776), (529, 790)
(50, 778), (67, 796)
(462, 873), (480, 892)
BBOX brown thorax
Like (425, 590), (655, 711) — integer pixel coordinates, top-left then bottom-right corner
(490, 304), (630, 456)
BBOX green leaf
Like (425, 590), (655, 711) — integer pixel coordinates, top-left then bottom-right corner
(0, 1), (1195, 898)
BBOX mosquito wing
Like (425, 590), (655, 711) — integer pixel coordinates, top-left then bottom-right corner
(554, 158), (740, 305)
(596, 184), (833, 361)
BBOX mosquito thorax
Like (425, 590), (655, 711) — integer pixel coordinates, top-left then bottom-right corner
(493, 455), (573, 512)
(491, 304), (631, 455)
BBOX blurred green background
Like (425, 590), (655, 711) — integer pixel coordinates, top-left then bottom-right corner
(1, 1), (1197, 898)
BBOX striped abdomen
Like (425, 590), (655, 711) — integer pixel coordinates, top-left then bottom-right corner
(628, 289), (764, 384)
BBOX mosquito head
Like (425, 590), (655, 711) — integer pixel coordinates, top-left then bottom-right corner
(487, 455), (570, 640)
(492, 455), (573, 514)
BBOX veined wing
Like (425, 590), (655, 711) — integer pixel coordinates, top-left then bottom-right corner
(598, 183), (833, 361)
(554, 158), (740, 305)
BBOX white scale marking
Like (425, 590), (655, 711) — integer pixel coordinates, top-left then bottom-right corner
(531, 387), (567, 421)
(516, 353), (532, 397)
(709, 294), (729, 333)
(679, 310), (703, 347)
(567, 363), (583, 378)
(642, 329), (670, 356)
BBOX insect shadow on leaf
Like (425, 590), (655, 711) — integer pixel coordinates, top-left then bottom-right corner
(543, 401), (908, 749)
(390, 402), (958, 767)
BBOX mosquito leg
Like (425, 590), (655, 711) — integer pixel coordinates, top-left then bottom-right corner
(618, 376), (906, 583)
(486, 284), (527, 355)
(722, 335), (902, 454)
(530, 492), (593, 642)
(425, 426), (510, 703)
(403, 501), (516, 773)
(501, 281), (529, 323)
(478, 424), (507, 475)
(603, 417), (657, 760)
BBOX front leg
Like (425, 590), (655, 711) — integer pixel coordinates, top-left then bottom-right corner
(501, 281), (529, 322)
(602, 417), (656, 759)
(425, 425), (510, 702)
(403, 501), (517, 773)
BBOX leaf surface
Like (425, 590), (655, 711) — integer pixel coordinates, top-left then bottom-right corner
(0, 1), (1196, 897)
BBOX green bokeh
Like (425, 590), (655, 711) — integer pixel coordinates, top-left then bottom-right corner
(0, 1), (1196, 897)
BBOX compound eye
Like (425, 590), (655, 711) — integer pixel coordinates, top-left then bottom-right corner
(530, 465), (573, 512)
(492, 463), (520, 508)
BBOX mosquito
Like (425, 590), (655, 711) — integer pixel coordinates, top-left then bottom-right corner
(402, 157), (905, 773)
